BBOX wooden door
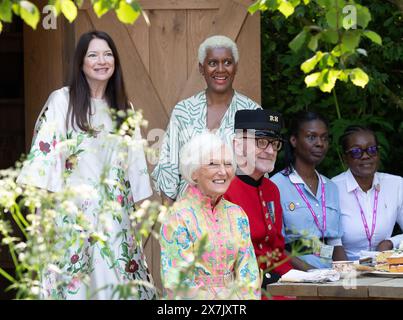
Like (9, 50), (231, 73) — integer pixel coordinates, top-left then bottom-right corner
(24, 0), (261, 292)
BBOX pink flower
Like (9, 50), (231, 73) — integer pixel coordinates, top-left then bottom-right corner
(52, 139), (57, 148)
(67, 277), (80, 291)
(39, 141), (50, 154)
(70, 254), (79, 264)
(117, 195), (124, 204)
(125, 260), (139, 273)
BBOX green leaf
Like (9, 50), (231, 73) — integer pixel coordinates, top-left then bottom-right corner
(363, 30), (382, 45)
(349, 68), (369, 88)
(356, 4), (371, 29)
(248, 0), (263, 14)
(115, 0), (141, 24)
(61, 0), (77, 23)
(326, 8), (343, 29)
(301, 51), (323, 74)
(319, 53), (337, 68)
(19, 1), (40, 30)
(321, 29), (338, 44)
(278, 0), (295, 18)
(341, 30), (361, 52)
(319, 69), (340, 92)
(339, 69), (349, 82)
(52, 0), (62, 16)
(289, 29), (307, 52)
(305, 72), (321, 87)
(316, 0), (332, 8)
(331, 44), (342, 57)
(0, 0), (13, 23)
(307, 33), (321, 51)
(93, 0), (110, 18)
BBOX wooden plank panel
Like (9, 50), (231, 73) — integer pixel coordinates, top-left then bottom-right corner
(369, 278), (403, 299)
(139, 0), (219, 10)
(232, 12), (261, 104)
(149, 9), (188, 114)
(75, 9), (95, 41)
(84, 9), (168, 134)
(23, 2), (66, 150)
(178, 0), (249, 101)
(267, 282), (318, 297)
(318, 276), (390, 298)
(127, 15), (150, 73)
(186, 9), (216, 79)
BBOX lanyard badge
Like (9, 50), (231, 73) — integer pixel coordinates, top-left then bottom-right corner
(353, 187), (379, 250)
(293, 175), (327, 242)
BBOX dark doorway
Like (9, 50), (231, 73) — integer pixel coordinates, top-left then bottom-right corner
(0, 18), (24, 300)
(0, 19), (25, 169)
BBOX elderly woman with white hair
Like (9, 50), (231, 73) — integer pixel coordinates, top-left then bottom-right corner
(159, 132), (261, 300)
(152, 35), (261, 205)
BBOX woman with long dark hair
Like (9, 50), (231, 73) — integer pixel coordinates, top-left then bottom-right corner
(271, 111), (347, 270)
(17, 31), (156, 299)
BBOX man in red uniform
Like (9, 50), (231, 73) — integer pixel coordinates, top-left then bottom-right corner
(224, 109), (292, 291)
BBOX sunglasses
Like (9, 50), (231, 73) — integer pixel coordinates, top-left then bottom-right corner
(243, 137), (282, 151)
(345, 145), (379, 159)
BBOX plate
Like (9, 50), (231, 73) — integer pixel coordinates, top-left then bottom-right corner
(362, 271), (403, 278)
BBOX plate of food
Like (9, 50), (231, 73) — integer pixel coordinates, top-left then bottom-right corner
(361, 250), (403, 277)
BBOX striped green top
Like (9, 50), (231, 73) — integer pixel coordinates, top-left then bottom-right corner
(151, 90), (261, 199)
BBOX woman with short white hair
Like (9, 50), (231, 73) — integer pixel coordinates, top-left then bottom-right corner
(152, 34), (261, 205)
(159, 132), (261, 300)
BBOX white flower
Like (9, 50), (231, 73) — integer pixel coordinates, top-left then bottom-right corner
(47, 264), (62, 274)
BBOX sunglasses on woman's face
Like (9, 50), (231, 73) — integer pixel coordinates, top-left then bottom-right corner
(345, 145), (379, 159)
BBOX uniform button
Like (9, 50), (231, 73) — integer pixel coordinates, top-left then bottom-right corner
(265, 213), (269, 219)
(258, 243), (263, 249)
(268, 224), (272, 231)
(262, 201), (266, 207)
(265, 236), (269, 242)
(259, 191), (263, 197)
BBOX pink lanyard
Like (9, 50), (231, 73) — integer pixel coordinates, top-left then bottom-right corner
(293, 175), (326, 241)
(353, 188), (379, 250)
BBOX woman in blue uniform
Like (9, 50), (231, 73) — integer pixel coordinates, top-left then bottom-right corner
(271, 111), (347, 270)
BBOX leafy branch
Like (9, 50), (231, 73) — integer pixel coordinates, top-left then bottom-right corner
(0, 0), (143, 33)
(249, 0), (382, 96)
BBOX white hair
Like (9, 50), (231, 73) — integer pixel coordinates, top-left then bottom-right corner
(179, 132), (236, 186)
(198, 35), (239, 65)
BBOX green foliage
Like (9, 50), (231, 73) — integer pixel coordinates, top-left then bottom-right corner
(261, 1), (403, 177)
(252, 0), (384, 93)
(0, 0), (142, 31)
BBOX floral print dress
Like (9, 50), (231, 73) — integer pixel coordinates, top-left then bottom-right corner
(160, 185), (261, 299)
(17, 87), (156, 300)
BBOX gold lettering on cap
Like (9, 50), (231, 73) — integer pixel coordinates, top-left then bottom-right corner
(269, 116), (279, 122)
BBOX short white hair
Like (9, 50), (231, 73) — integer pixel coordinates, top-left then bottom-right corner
(198, 35), (239, 65)
(179, 132), (236, 186)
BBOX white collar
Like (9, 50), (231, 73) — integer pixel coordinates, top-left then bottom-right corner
(346, 169), (380, 193)
(289, 167), (326, 185)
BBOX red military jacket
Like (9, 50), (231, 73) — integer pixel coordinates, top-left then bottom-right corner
(224, 175), (292, 275)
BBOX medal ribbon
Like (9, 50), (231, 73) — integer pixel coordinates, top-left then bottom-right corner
(293, 175), (326, 241)
(353, 188), (379, 250)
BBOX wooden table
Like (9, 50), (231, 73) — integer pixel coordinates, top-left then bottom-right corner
(267, 275), (403, 299)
